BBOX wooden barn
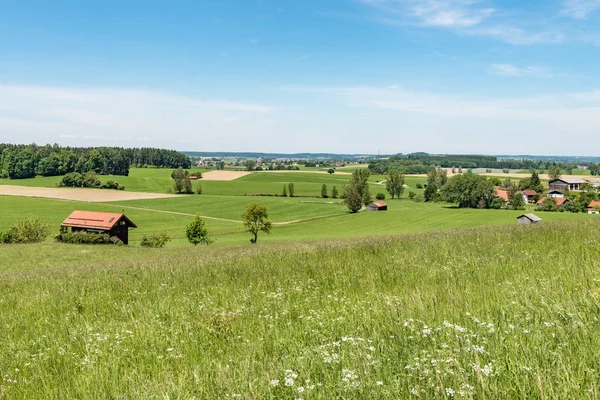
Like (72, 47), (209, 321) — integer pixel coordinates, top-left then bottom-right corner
(517, 214), (542, 225)
(367, 201), (388, 211)
(61, 211), (137, 245)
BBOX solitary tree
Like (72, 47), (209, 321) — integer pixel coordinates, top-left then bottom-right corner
(288, 182), (295, 197)
(548, 166), (562, 181)
(440, 173), (495, 209)
(241, 203), (272, 244)
(327, 168), (335, 174)
(385, 170), (405, 199)
(344, 168), (371, 213)
(331, 185), (339, 199)
(424, 182), (438, 202)
(243, 159), (257, 171)
(186, 215), (213, 245)
(321, 184), (328, 198)
(282, 184), (288, 197)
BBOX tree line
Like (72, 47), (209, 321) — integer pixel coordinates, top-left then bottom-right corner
(0, 144), (191, 179)
(367, 154), (583, 175)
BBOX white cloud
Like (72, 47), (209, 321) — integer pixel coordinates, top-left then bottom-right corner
(0, 85), (273, 148)
(286, 85), (600, 154)
(359, 0), (565, 45)
(562, 0), (600, 18)
(489, 64), (555, 77)
(360, 0), (494, 27)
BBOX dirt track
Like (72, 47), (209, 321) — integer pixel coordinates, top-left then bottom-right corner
(0, 185), (179, 202)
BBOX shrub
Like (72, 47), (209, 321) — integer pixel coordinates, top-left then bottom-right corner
(102, 180), (125, 190)
(376, 193), (386, 200)
(416, 183), (423, 189)
(140, 232), (171, 248)
(57, 172), (103, 188)
(55, 230), (120, 245)
(196, 184), (203, 195)
(490, 197), (506, 209)
(415, 194), (425, 202)
(3, 217), (51, 243)
(408, 191), (416, 199)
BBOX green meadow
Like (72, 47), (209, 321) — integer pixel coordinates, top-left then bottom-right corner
(1, 220), (600, 398)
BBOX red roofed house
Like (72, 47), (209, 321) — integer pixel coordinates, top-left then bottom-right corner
(589, 201), (600, 215)
(495, 187), (528, 205)
(61, 211), (137, 245)
(537, 197), (569, 207)
(366, 201), (388, 211)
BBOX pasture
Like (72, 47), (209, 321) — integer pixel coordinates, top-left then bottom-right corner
(1, 220), (600, 398)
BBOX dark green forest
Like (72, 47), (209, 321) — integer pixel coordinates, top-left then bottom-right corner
(0, 144), (191, 179)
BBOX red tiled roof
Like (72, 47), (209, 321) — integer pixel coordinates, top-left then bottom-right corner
(61, 211), (137, 230)
(522, 190), (537, 196)
(589, 201), (600, 209)
(537, 197), (568, 206)
(495, 187), (509, 201)
(372, 201), (387, 207)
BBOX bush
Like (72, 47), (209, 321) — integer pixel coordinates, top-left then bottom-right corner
(57, 172), (103, 188)
(55, 230), (120, 245)
(140, 232), (171, 248)
(416, 183), (423, 189)
(2, 217), (51, 244)
(408, 191), (416, 199)
(101, 180), (125, 190)
(375, 193), (386, 200)
(196, 184), (203, 195)
(415, 194), (425, 202)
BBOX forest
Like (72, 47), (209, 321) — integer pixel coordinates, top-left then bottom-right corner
(368, 154), (587, 175)
(0, 144), (191, 179)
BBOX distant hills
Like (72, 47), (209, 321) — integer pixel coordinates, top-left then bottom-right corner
(183, 151), (600, 163)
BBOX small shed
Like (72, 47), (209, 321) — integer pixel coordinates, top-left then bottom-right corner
(367, 201), (388, 211)
(61, 211), (137, 244)
(517, 214), (542, 225)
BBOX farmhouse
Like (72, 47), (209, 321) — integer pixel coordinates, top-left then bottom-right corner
(589, 201), (600, 215)
(548, 178), (586, 192)
(494, 187), (528, 204)
(547, 190), (564, 198)
(517, 214), (542, 225)
(537, 197), (569, 207)
(367, 201), (388, 211)
(522, 190), (537, 204)
(61, 211), (137, 245)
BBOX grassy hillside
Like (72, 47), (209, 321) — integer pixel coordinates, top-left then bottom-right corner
(0, 196), (590, 246)
(0, 168), (426, 196)
(1, 220), (600, 398)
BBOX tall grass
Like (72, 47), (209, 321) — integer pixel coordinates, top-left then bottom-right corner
(1, 220), (600, 398)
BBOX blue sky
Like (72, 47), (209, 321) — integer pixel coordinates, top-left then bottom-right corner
(1, 0), (599, 155)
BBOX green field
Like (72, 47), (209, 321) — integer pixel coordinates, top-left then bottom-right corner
(1, 220), (600, 398)
(0, 168), (415, 197)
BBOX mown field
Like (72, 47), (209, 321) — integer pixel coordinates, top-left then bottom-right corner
(0, 195), (590, 246)
(0, 168), (423, 197)
(1, 220), (600, 398)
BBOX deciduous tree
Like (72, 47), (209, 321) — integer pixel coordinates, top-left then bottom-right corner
(241, 203), (272, 244)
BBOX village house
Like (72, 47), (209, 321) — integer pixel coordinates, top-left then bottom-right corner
(537, 197), (569, 207)
(548, 178), (587, 192)
(521, 190), (537, 204)
(517, 214), (542, 225)
(494, 187), (528, 204)
(547, 190), (564, 198)
(367, 201), (388, 211)
(589, 201), (600, 215)
(61, 211), (137, 245)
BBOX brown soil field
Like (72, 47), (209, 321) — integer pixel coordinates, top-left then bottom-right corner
(0, 185), (179, 202)
(200, 171), (251, 181)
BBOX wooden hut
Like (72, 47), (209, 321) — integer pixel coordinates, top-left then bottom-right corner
(61, 211), (137, 244)
(517, 214), (542, 225)
(367, 201), (388, 211)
